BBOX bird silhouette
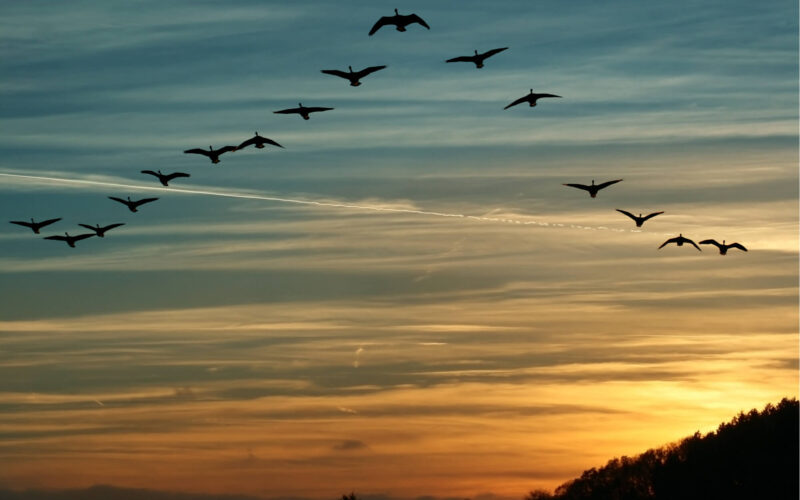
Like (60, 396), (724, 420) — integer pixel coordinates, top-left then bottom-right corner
(563, 179), (623, 198)
(236, 132), (284, 151)
(141, 170), (190, 186)
(321, 65), (387, 86)
(183, 145), (237, 164)
(659, 234), (702, 251)
(446, 47), (508, 68)
(9, 217), (62, 234)
(616, 209), (664, 227)
(78, 223), (125, 237)
(369, 9), (430, 35)
(108, 196), (159, 212)
(699, 239), (747, 255)
(44, 232), (95, 248)
(273, 103), (334, 120)
(504, 89), (561, 109)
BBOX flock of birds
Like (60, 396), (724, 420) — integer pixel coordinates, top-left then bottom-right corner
(9, 8), (746, 256)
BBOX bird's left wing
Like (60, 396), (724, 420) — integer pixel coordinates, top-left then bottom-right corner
(504, 95), (528, 110)
(407, 14), (430, 29)
(729, 243), (747, 252)
(482, 47), (508, 58)
(642, 211), (664, 221)
(446, 55), (472, 63)
(597, 179), (623, 189)
(321, 69), (350, 79)
(358, 65), (387, 77)
(368, 16), (390, 36)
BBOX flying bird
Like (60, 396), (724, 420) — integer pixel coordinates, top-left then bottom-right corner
(274, 103), (334, 120)
(108, 196), (159, 212)
(616, 209), (664, 227)
(563, 179), (623, 198)
(43, 232), (95, 248)
(369, 9), (430, 35)
(504, 89), (561, 109)
(236, 132), (284, 151)
(183, 145), (237, 164)
(141, 170), (190, 186)
(78, 223), (125, 237)
(446, 47), (508, 68)
(699, 239), (747, 255)
(9, 217), (62, 234)
(321, 65), (387, 86)
(658, 234), (702, 251)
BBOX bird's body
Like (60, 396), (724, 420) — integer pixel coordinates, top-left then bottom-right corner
(659, 234), (701, 251)
(369, 9), (430, 35)
(236, 132), (284, 150)
(9, 217), (61, 234)
(504, 89), (561, 109)
(274, 103), (334, 120)
(108, 196), (159, 213)
(699, 239), (747, 255)
(184, 145), (237, 164)
(446, 47), (508, 68)
(78, 223), (125, 237)
(321, 65), (387, 86)
(616, 209), (664, 227)
(563, 179), (623, 198)
(141, 170), (190, 186)
(44, 232), (95, 248)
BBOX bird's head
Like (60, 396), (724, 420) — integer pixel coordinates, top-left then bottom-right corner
(394, 8), (399, 14)
(474, 50), (479, 55)
(298, 102), (303, 108)
(255, 131), (260, 136)
(348, 66), (353, 72)
(591, 179), (595, 185)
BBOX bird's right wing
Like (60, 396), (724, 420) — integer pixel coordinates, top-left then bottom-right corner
(368, 16), (390, 36)
(78, 224), (97, 232)
(166, 172), (191, 180)
(273, 108), (299, 114)
(358, 65), (387, 77)
(699, 239), (721, 248)
(44, 235), (67, 241)
(482, 47), (508, 58)
(108, 196), (127, 204)
(321, 69), (350, 79)
(102, 223), (125, 231)
(73, 233), (95, 242)
(9, 220), (33, 228)
(446, 56), (471, 63)
(135, 197), (159, 206)
(140, 170), (158, 177)
(503, 95), (528, 110)
(597, 179), (623, 189)
(408, 14), (430, 29)
(306, 107), (334, 112)
(615, 209), (636, 221)
(563, 183), (589, 191)
(642, 211), (664, 221)
(729, 243), (747, 252)
(184, 149), (210, 156)
(658, 237), (678, 249)
(39, 218), (62, 227)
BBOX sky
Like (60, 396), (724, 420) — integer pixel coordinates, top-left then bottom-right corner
(0, 0), (797, 498)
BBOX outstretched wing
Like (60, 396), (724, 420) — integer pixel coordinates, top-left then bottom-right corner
(165, 172), (190, 181)
(274, 107), (300, 114)
(504, 95), (529, 110)
(108, 196), (128, 205)
(687, 238), (702, 251)
(72, 233), (96, 243)
(38, 218), (62, 228)
(699, 239), (721, 248)
(305, 107), (334, 113)
(615, 209), (637, 221)
(133, 197), (159, 207)
(184, 148), (210, 157)
(216, 146), (237, 155)
(534, 93), (562, 99)
(407, 13), (430, 29)
(9, 220), (34, 229)
(729, 242), (747, 252)
(563, 183), (589, 192)
(140, 170), (159, 177)
(356, 65), (387, 78)
(482, 47), (508, 58)
(44, 235), (68, 242)
(78, 223), (97, 232)
(658, 237), (679, 249)
(100, 223), (125, 231)
(596, 179), (623, 190)
(321, 69), (350, 80)
(368, 16), (391, 36)
(446, 55), (473, 63)
(642, 211), (664, 221)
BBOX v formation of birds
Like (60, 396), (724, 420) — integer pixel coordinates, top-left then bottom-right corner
(10, 9), (746, 255)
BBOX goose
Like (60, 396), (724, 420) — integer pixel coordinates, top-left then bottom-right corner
(44, 232), (95, 248)
(273, 103), (334, 120)
(108, 196), (159, 212)
(321, 65), (387, 86)
(699, 239), (747, 255)
(616, 209), (664, 227)
(183, 145), (237, 164)
(78, 223), (125, 237)
(504, 89), (561, 109)
(446, 47), (508, 68)
(236, 132), (284, 151)
(369, 9), (430, 35)
(659, 234), (701, 251)
(563, 179), (623, 198)
(9, 217), (62, 234)
(141, 170), (190, 186)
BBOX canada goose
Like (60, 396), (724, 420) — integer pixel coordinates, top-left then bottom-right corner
(273, 103), (334, 120)
(78, 223), (125, 237)
(236, 132), (284, 151)
(369, 9), (430, 35)
(563, 179), (623, 198)
(321, 65), (387, 86)
(446, 47), (508, 68)
(44, 232), (95, 248)
(183, 145), (237, 164)
(9, 217), (62, 234)
(504, 89), (561, 109)
(699, 239), (747, 255)
(616, 209), (664, 227)
(659, 234), (701, 251)
(108, 196), (159, 213)
(141, 170), (190, 186)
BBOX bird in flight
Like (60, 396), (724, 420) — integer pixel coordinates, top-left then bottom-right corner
(616, 209), (664, 227)
(9, 217), (61, 234)
(236, 132), (284, 151)
(108, 196), (159, 213)
(141, 170), (190, 186)
(446, 47), (508, 68)
(321, 65), (387, 87)
(659, 234), (702, 251)
(44, 232), (95, 248)
(184, 145), (237, 164)
(78, 223), (125, 237)
(563, 179), (623, 198)
(369, 9), (430, 35)
(274, 103), (334, 120)
(504, 89), (561, 109)
(699, 239), (747, 255)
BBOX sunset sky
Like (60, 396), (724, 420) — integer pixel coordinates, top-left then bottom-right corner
(0, 0), (797, 498)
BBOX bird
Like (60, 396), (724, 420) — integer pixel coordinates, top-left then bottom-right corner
(321, 65), (387, 87)
(659, 234), (702, 251)
(236, 132), (284, 151)
(183, 145), (237, 164)
(504, 89), (561, 109)
(699, 239), (747, 255)
(273, 103), (334, 120)
(369, 9), (430, 35)
(108, 196), (159, 212)
(43, 232), (95, 248)
(446, 47), (508, 68)
(563, 179), (623, 198)
(78, 223), (125, 237)
(9, 217), (62, 234)
(141, 170), (190, 186)
(616, 209), (664, 227)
